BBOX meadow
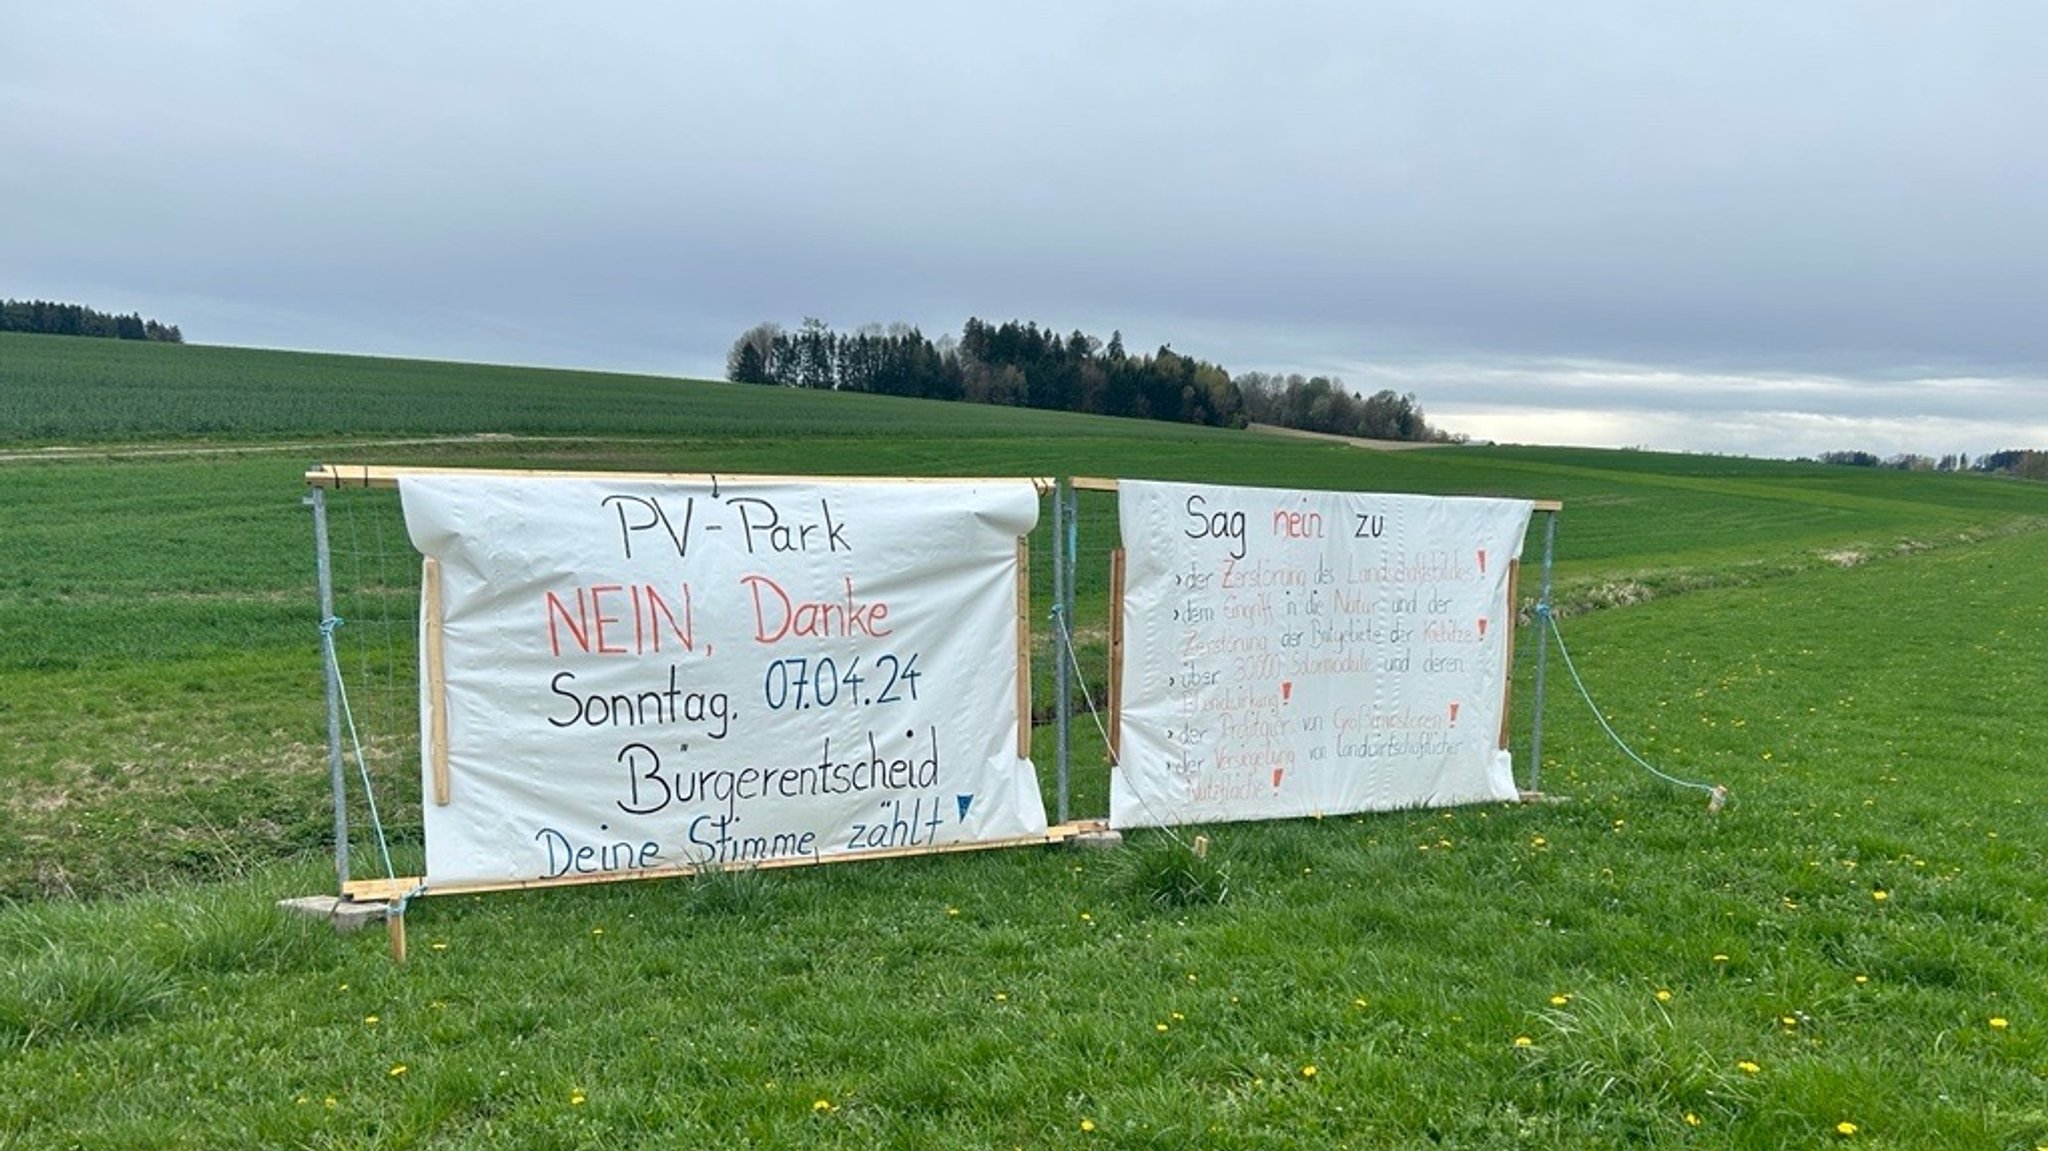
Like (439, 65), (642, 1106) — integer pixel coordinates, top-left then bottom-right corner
(1, 332), (2044, 1148)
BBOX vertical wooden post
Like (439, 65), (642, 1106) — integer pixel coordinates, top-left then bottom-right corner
(1498, 558), (1522, 752)
(423, 558), (452, 806)
(386, 907), (408, 964)
(1016, 539), (1032, 758)
(1107, 548), (1126, 764)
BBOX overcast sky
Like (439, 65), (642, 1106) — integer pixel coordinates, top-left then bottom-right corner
(6, 3), (2044, 459)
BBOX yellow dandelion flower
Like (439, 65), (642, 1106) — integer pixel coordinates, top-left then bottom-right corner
(1550, 995), (1570, 1007)
(1513, 1035), (1534, 1048)
(812, 1098), (833, 1113)
(324, 1096), (337, 1108)
(1781, 1016), (1799, 1027)
(1872, 890), (1889, 903)
(1079, 912), (1092, 922)
(430, 941), (448, 951)
(947, 907), (960, 917)
(1737, 1060), (1760, 1074)
(1155, 1022), (1170, 1033)
(1301, 1064), (1317, 1079)
(1530, 836), (1547, 847)
(389, 1064), (408, 1078)
(1685, 1112), (1702, 1127)
(364, 1014), (379, 1026)
(1854, 974), (1869, 985)
(1080, 1118), (1096, 1132)
(1171, 1012), (1185, 1021)
(1655, 989), (1673, 1003)
(1353, 997), (1369, 1008)
(571, 1091), (586, 1106)
(591, 927), (604, 936)
(1712, 954), (1729, 963)
(993, 992), (1008, 1002)
(1836, 1120), (1858, 1136)
(1990, 1017), (2009, 1030)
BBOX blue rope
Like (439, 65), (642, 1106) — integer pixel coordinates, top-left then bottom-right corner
(320, 616), (400, 879)
(1538, 604), (1728, 810)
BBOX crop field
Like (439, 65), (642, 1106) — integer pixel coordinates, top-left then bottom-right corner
(2, 332), (2045, 1148)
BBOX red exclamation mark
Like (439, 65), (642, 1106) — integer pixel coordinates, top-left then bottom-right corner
(1477, 618), (1488, 639)
(1281, 681), (1293, 704)
(1448, 702), (1462, 725)
(1272, 767), (1286, 789)
(1477, 549), (1488, 574)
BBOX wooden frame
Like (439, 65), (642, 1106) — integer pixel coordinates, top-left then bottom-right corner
(317, 464), (1078, 929)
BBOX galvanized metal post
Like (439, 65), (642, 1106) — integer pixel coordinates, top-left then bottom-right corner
(1062, 482), (1079, 821)
(1052, 479), (1071, 825)
(307, 485), (350, 890)
(1526, 510), (1559, 795)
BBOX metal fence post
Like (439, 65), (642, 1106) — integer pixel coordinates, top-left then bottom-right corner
(1062, 482), (1080, 822)
(1052, 479), (1071, 825)
(307, 484), (350, 890)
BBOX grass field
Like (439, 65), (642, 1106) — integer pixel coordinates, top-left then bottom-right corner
(2, 333), (2045, 1148)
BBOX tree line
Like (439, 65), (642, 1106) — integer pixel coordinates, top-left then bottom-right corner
(1814, 449), (2048, 480)
(727, 317), (1453, 442)
(1, 299), (183, 343)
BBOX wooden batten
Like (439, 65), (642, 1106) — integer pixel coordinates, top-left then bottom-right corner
(1498, 558), (1521, 752)
(1107, 548), (1126, 764)
(423, 558), (452, 805)
(1016, 538), (1032, 759)
(342, 821), (1097, 904)
(306, 463), (1054, 490)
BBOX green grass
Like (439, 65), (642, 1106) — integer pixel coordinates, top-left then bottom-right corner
(2, 339), (2046, 1147)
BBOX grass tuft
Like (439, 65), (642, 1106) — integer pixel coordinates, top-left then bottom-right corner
(680, 862), (776, 918)
(1114, 832), (1234, 908)
(0, 948), (179, 1046)
(150, 897), (329, 976)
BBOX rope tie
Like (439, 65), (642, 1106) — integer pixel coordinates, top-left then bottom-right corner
(1051, 608), (1198, 848)
(320, 616), (400, 879)
(1540, 604), (1728, 812)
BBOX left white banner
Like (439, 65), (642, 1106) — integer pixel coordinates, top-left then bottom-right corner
(400, 474), (1048, 887)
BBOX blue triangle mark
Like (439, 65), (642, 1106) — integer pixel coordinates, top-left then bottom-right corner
(956, 794), (974, 821)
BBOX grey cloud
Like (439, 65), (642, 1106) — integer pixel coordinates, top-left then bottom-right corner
(4, 2), (2043, 454)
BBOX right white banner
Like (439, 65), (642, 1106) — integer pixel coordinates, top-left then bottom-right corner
(1112, 480), (1534, 829)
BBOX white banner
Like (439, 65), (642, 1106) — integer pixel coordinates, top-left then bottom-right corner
(1112, 480), (1533, 828)
(400, 474), (1048, 887)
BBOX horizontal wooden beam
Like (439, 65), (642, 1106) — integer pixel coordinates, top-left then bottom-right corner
(1065, 476), (1560, 512)
(307, 463), (1054, 491)
(340, 821), (1108, 904)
